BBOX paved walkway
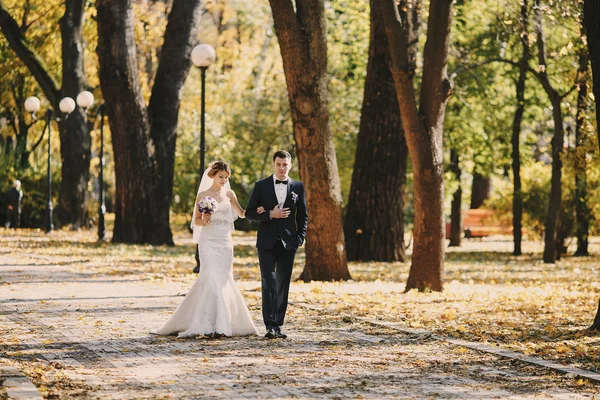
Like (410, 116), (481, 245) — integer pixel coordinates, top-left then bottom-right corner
(0, 235), (598, 399)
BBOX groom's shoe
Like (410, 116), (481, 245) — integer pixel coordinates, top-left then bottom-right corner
(275, 330), (287, 339)
(265, 329), (277, 339)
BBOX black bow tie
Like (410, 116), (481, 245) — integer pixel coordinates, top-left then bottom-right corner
(275, 179), (288, 185)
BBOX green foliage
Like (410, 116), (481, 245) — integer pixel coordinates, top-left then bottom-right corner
(0, 155), (59, 228)
(1, 0), (597, 238)
(486, 163), (550, 238)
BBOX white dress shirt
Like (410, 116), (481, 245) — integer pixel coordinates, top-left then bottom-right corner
(273, 175), (288, 207)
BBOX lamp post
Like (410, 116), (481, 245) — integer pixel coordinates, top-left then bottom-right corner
(76, 91), (107, 241)
(191, 44), (216, 274)
(191, 44), (216, 175)
(24, 96), (76, 233)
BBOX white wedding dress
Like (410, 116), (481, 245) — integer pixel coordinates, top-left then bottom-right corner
(156, 198), (257, 337)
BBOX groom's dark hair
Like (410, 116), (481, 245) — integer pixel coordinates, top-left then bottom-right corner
(273, 150), (292, 161)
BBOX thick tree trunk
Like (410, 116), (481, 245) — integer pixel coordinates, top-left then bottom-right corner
(512, 0), (529, 256)
(575, 52), (590, 256)
(269, 0), (350, 281)
(0, 0), (91, 228)
(97, 1), (154, 243)
(470, 172), (491, 209)
(583, 0), (600, 333)
(344, 0), (413, 262)
(97, 0), (201, 244)
(57, 0), (90, 229)
(584, 0), (600, 144)
(148, 0), (202, 243)
(449, 149), (462, 247)
(380, 0), (453, 292)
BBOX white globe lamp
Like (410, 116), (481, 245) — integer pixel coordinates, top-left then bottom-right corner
(191, 44), (216, 68)
(76, 91), (95, 109)
(59, 97), (76, 114)
(24, 96), (41, 113)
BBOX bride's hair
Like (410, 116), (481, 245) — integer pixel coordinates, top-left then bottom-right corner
(207, 161), (231, 178)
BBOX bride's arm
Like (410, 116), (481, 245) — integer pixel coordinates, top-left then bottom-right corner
(227, 190), (246, 218)
(194, 192), (211, 226)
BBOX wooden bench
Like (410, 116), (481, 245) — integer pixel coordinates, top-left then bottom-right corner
(462, 209), (512, 238)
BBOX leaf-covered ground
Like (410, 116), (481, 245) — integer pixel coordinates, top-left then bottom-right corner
(1, 227), (599, 398)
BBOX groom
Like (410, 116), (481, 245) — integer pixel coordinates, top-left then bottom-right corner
(245, 150), (308, 339)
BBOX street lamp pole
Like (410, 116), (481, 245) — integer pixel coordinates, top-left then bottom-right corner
(191, 44), (216, 175)
(24, 96), (75, 233)
(191, 43), (216, 274)
(45, 108), (53, 233)
(76, 91), (106, 241)
(200, 66), (207, 175)
(98, 104), (106, 241)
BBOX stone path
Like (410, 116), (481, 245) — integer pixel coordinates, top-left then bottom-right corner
(0, 239), (599, 399)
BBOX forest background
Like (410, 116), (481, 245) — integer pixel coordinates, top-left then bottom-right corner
(0, 0), (598, 267)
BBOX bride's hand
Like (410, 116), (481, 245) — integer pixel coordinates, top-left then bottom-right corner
(257, 206), (265, 214)
(201, 212), (212, 224)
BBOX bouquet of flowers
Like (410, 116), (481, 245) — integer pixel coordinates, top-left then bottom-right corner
(197, 196), (218, 217)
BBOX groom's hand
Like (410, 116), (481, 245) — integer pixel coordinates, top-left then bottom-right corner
(270, 205), (290, 219)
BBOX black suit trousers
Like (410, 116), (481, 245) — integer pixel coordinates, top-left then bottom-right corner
(258, 240), (297, 330)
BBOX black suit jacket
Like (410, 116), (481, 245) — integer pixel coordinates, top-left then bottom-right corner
(245, 175), (308, 250)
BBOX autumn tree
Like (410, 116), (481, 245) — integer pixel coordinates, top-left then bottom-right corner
(344, 0), (416, 262)
(268, 0), (351, 281)
(531, 0), (577, 263)
(583, 0), (600, 331)
(574, 50), (590, 256)
(0, 66), (44, 169)
(379, 0), (454, 291)
(511, 0), (531, 256)
(448, 147), (461, 247)
(0, 0), (91, 228)
(96, 0), (204, 244)
(584, 0), (600, 143)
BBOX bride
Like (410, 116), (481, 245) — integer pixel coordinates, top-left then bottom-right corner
(156, 161), (259, 338)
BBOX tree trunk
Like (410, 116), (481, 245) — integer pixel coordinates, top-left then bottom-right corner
(449, 149), (462, 247)
(584, 0), (600, 145)
(380, 0), (453, 292)
(591, 299), (600, 331)
(57, 0), (91, 229)
(542, 91), (564, 263)
(148, 0), (202, 243)
(535, 1), (564, 263)
(0, 0), (91, 228)
(575, 52), (590, 256)
(269, 0), (350, 281)
(583, 0), (600, 334)
(470, 172), (491, 209)
(344, 0), (414, 262)
(96, 0), (201, 244)
(512, 0), (530, 256)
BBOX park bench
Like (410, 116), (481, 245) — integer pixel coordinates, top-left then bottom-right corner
(462, 208), (512, 238)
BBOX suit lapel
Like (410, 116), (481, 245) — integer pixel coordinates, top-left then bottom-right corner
(283, 179), (294, 208)
(266, 175), (279, 207)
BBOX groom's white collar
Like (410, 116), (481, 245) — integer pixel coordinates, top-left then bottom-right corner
(272, 175), (290, 184)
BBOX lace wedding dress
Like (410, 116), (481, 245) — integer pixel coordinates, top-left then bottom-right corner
(156, 198), (257, 337)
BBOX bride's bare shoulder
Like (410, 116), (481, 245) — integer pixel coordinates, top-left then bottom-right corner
(197, 190), (211, 199)
(226, 189), (237, 199)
